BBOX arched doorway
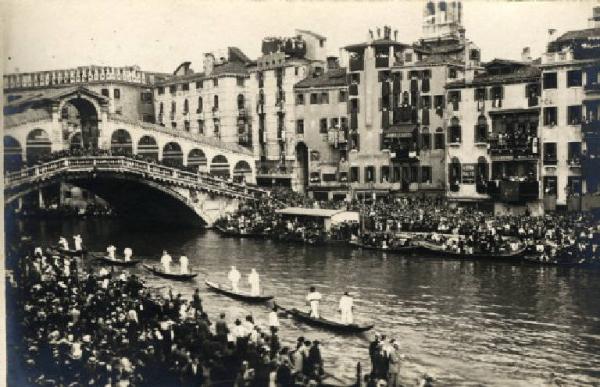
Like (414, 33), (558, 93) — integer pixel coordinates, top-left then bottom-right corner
(233, 160), (252, 183)
(295, 142), (309, 192)
(137, 136), (159, 161)
(62, 97), (99, 149)
(4, 136), (23, 171)
(26, 128), (52, 164)
(162, 142), (183, 167)
(187, 148), (207, 172)
(449, 157), (461, 192)
(111, 129), (133, 155)
(210, 155), (230, 178)
(70, 132), (83, 151)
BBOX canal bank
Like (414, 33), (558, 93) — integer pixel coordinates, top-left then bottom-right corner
(7, 217), (600, 386)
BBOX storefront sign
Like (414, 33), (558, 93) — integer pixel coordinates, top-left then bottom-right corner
(462, 164), (475, 184)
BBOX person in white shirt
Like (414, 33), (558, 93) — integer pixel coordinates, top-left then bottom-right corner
(306, 286), (323, 318)
(228, 266), (241, 292)
(179, 255), (189, 274)
(73, 235), (83, 251)
(160, 251), (172, 273)
(106, 245), (117, 259)
(268, 306), (280, 332)
(59, 237), (69, 251)
(123, 248), (133, 262)
(247, 268), (260, 296)
(338, 291), (354, 324)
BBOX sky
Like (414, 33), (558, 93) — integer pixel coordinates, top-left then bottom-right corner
(1, 0), (596, 75)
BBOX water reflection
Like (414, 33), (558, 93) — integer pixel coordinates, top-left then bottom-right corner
(9, 218), (600, 386)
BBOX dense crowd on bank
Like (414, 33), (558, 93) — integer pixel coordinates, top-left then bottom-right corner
(219, 192), (600, 266)
(8, 247), (336, 387)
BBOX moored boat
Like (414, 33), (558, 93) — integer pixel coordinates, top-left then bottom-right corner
(143, 264), (198, 281)
(49, 246), (88, 256)
(522, 255), (578, 267)
(215, 225), (267, 239)
(414, 239), (526, 260)
(275, 303), (373, 334)
(205, 280), (274, 302)
(95, 255), (140, 267)
(349, 239), (417, 253)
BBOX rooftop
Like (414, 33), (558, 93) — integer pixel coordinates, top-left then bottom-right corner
(294, 68), (347, 89)
(344, 38), (409, 51)
(447, 59), (540, 88)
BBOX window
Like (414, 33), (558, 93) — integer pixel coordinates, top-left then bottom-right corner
(434, 131), (445, 150)
(182, 83), (189, 91)
(543, 72), (558, 89)
(339, 90), (347, 103)
(475, 115), (488, 143)
(159, 102), (164, 114)
(490, 86), (503, 107)
(321, 92), (329, 104)
(237, 78), (245, 87)
(469, 49), (480, 61)
(196, 80), (203, 89)
(213, 95), (219, 110)
(141, 91), (152, 103)
(171, 122), (177, 130)
(198, 120), (204, 135)
(448, 68), (457, 79)
(197, 97), (203, 113)
(421, 166), (432, 183)
(114, 88), (120, 99)
(310, 93), (318, 104)
(543, 142), (557, 165)
(543, 107), (558, 126)
(405, 53), (413, 62)
(171, 101), (176, 113)
(296, 93), (305, 105)
(101, 88), (109, 97)
(474, 88), (487, 101)
(448, 117), (461, 143)
(350, 98), (359, 113)
(421, 95), (431, 109)
(330, 117), (339, 128)
(434, 95), (445, 109)
(380, 166), (390, 183)
(543, 176), (557, 195)
(567, 105), (582, 125)
(184, 120), (190, 132)
(567, 70), (582, 87)
(237, 94), (245, 110)
(296, 119), (304, 134)
(183, 99), (189, 114)
(157, 87), (164, 95)
(213, 78), (218, 87)
(448, 90), (461, 111)
(169, 85), (177, 94)
(568, 142), (581, 163)
(365, 166), (375, 182)
(421, 133), (431, 150)
(568, 176), (582, 195)
(320, 118), (328, 134)
(350, 167), (360, 183)
(295, 67), (299, 76)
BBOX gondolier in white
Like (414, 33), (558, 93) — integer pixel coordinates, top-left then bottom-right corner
(59, 237), (69, 250)
(106, 245), (117, 259)
(306, 286), (322, 318)
(247, 268), (260, 296)
(123, 247), (133, 262)
(160, 250), (172, 273)
(338, 291), (354, 324)
(179, 255), (189, 274)
(73, 235), (83, 251)
(228, 266), (241, 292)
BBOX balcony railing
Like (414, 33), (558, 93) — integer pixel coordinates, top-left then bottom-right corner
(584, 82), (600, 92)
(488, 138), (539, 160)
(582, 119), (600, 135)
(488, 180), (539, 202)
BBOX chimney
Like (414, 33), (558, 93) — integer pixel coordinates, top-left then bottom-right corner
(203, 53), (215, 77)
(521, 47), (532, 62)
(326, 56), (339, 70)
(394, 30), (398, 41)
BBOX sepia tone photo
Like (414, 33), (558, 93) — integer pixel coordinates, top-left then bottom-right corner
(2, 0), (600, 386)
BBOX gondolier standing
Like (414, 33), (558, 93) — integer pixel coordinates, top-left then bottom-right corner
(106, 245), (116, 259)
(179, 255), (189, 274)
(228, 266), (241, 292)
(73, 235), (83, 251)
(306, 286), (322, 318)
(247, 268), (260, 296)
(161, 250), (172, 273)
(338, 291), (354, 324)
(59, 237), (69, 250)
(123, 247), (133, 262)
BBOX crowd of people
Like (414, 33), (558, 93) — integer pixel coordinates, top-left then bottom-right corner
(8, 246), (342, 387)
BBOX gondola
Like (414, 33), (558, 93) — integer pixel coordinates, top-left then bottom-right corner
(94, 255), (140, 267)
(205, 280), (274, 302)
(349, 239), (417, 253)
(143, 264), (198, 281)
(215, 225), (267, 239)
(414, 240), (526, 260)
(275, 303), (373, 334)
(49, 246), (88, 256)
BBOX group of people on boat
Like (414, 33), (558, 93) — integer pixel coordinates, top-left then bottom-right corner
(57, 235), (84, 252)
(10, 244), (340, 387)
(228, 266), (261, 296)
(305, 286), (355, 325)
(160, 251), (189, 275)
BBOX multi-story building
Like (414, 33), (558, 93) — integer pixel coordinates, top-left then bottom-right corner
(293, 57), (349, 200)
(4, 65), (161, 150)
(445, 58), (543, 214)
(153, 47), (252, 151)
(540, 9), (600, 211)
(337, 0), (479, 199)
(248, 30), (328, 190)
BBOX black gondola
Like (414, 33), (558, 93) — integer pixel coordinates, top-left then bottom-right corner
(349, 240), (417, 253)
(205, 280), (274, 302)
(49, 246), (88, 256)
(414, 240), (526, 260)
(275, 303), (373, 334)
(95, 256), (140, 267)
(143, 264), (198, 281)
(215, 225), (267, 239)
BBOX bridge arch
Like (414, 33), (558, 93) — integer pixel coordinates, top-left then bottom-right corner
(210, 154), (230, 178)
(187, 148), (207, 171)
(233, 160), (252, 183)
(4, 135), (23, 171)
(26, 128), (52, 164)
(163, 142), (183, 167)
(59, 96), (100, 149)
(111, 129), (133, 155)
(137, 135), (159, 161)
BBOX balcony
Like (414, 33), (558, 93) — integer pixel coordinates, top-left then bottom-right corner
(488, 138), (539, 160)
(488, 180), (539, 203)
(584, 82), (600, 93)
(582, 120), (600, 136)
(349, 57), (364, 72)
(390, 148), (419, 162)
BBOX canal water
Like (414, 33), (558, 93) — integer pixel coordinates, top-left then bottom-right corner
(8, 218), (600, 386)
